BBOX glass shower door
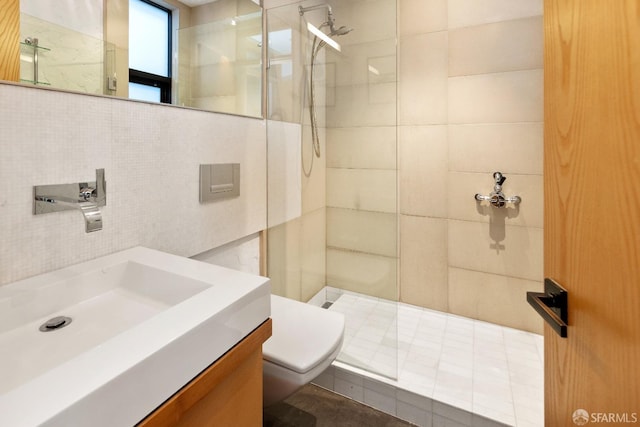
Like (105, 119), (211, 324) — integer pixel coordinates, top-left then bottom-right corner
(265, 0), (398, 381)
(322, 0), (398, 379)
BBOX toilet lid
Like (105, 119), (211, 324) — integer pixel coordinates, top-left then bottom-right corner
(263, 295), (345, 375)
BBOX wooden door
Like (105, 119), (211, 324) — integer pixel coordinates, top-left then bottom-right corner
(0, 0), (20, 82)
(544, 0), (640, 425)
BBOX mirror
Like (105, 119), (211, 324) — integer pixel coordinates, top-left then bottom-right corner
(14, 0), (262, 118)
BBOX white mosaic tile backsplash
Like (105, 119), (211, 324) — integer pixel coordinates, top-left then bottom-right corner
(0, 83), (267, 286)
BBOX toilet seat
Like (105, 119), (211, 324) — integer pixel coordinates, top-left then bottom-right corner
(263, 295), (344, 375)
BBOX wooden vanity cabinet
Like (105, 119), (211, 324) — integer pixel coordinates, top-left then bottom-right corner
(138, 319), (272, 427)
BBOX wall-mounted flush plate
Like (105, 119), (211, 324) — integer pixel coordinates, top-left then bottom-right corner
(199, 164), (240, 203)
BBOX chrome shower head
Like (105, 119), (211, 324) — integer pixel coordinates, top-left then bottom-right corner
(329, 25), (353, 36)
(299, 3), (353, 37)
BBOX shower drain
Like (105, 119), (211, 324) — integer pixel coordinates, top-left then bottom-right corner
(39, 316), (72, 332)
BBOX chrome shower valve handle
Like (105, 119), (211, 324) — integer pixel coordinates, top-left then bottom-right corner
(474, 171), (521, 208)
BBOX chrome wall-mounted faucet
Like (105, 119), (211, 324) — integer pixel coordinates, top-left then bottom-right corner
(475, 171), (521, 208)
(34, 169), (106, 232)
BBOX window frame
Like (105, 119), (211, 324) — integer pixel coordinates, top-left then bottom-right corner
(129, 0), (172, 104)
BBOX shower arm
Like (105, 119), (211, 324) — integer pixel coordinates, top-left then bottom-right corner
(299, 4), (335, 31)
(299, 4), (333, 16)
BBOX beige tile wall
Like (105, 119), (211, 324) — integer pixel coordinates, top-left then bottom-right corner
(399, 0), (544, 333)
(267, 207), (326, 302)
(399, 125), (448, 218)
(266, 0), (544, 333)
(327, 208), (397, 257)
(326, 248), (397, 301)
(326, 126), (396, 170)
(267, 120), (302, 228)
(400, 215), (448, 311)
(398, 31), (448, 126)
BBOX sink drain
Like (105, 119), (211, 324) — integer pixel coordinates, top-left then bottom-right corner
(39, 316), (72, 332)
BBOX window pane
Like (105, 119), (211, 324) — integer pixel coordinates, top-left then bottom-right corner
(129, 82), (161, 102)
(129, 0), (169, 77)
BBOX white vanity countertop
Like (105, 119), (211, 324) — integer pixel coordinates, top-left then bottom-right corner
(0, 247), (271, 427)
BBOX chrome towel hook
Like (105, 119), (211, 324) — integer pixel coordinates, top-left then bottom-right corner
(475, 171), (521, 208)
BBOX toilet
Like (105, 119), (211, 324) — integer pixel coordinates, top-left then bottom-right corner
(262, 294), (345, 406)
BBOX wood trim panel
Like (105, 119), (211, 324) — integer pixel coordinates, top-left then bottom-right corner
(544, 0), (640, 424)
(138, 319), (272, 427)
(0, 0), (20, 82)
(259, 230), (267, 277)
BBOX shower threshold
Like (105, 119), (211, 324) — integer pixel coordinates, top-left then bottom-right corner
(309, 287), (543, 427)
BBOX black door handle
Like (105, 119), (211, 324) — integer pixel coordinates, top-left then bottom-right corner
(527, 278), (568, 338)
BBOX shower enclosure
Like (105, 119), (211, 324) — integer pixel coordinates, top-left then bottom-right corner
(265, 0), (399, 380)
(265, 2), (545, 424)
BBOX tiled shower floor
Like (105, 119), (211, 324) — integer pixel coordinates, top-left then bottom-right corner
(310, 288), (544, 427)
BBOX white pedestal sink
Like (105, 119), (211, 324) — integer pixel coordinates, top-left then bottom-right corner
(0, 247), (271, 427)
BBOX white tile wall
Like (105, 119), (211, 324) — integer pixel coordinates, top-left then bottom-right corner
(0, 83), (267, 286)
(190, 233), (261, 275)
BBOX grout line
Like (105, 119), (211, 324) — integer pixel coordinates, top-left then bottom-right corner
(322, 288), (542, 427)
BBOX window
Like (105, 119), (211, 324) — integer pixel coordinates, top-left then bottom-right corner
(129, 0), (171, 103)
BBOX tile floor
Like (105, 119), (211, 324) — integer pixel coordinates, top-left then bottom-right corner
(309, 288), (544, 427)
(264, 384), (413, 426)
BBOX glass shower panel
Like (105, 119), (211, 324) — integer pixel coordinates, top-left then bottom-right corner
(176, 7), (262, 117)
(323, 0), (398, 380)
(265, 3), (325, 303)
(266, 0), (398, 381)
